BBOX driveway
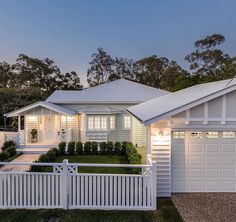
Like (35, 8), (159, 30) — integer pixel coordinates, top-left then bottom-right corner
(172, 193), (236, 222)
(0, 154), (40, 172)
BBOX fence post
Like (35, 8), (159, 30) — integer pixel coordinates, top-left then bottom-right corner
(151, 161), (157, 210)
(62, 159), (69, 210)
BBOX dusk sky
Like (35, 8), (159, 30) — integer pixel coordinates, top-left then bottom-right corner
(0, 0), (236, 84)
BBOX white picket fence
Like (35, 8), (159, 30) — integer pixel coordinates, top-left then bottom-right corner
(0, 160), (157, 210)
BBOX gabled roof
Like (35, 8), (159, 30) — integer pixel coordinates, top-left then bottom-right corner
(46, 79), (169, 104)
(127, 78), (236, 125)
(5, 101), (76, 117)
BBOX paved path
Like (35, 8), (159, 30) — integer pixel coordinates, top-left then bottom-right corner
(0, 154), (40, 172)
(172, 193), (236, 222)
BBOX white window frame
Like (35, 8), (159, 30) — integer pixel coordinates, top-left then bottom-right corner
(87, 116), (108, 131)
(110, 116), (115, 130)
(189, 132), (202, 139)
(172, 131), (185, 139)
(222, 131), (235, 139)
(88, 117), (94, 130)
(206, 131), (219, 139)
(124, 115), (131, 129)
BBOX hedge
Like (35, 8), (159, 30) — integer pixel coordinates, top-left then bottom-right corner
(0, 140), (17, 161)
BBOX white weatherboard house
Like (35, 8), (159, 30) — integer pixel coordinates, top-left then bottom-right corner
(5, 79), (167, 150)
(128, 78), (236, 196)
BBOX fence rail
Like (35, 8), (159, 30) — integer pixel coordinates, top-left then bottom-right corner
(0, 160), (156, 210)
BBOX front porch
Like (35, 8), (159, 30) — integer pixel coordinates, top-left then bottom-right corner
(4, 101), (79, 149)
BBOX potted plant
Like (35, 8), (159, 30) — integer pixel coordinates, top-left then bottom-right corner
(31, 129), (38, 143)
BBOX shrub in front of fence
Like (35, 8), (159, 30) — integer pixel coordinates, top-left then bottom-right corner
(91, 142), (98, 154)
(7, 145), (17, 157)
(0, 150), (10, 161)
(114, 142), (122, 155)
(84, 141), (92, 154)
(0, 140), (17, 161)
(1, 140), (16, 151)
(46, 149), (57, 161)
(51, 147), (60, 157)
(76, 142), (83, 155)
(67, 141), (75, 155)
(121, 141), (128, 155)
(107, 141), (114, 154)
(59, 142), (66, 155)
(100, 142), (107, 154)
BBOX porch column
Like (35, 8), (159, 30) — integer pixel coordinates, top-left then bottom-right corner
(24, 116), (27, 145)
(146, 125), (152, 160)
(66, 115), (69, 143)
(18, 115), (21, 145)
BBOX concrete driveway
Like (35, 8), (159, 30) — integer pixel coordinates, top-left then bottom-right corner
(0, 154), (40, 172)
(172, 193), (236, 222)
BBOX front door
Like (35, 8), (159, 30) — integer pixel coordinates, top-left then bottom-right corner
(44, 116), (55, 143)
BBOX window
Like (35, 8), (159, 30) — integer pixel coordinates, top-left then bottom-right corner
(190, 132), (202, 139)
(124, 116), (131, 129)
(172, 131), (185, 139)
(206, 132), (219, 139)
(88, 117), (94, 130)
(101, 117), (107, 130)
(223, 131), (235, 139)
(94, 117), (100, 130)
(110, 116), (115, 130)
(87, 116), (107, 131)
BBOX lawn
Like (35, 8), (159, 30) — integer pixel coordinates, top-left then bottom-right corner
(34, 155), (130, 174)
(56, 155), (129, 174)
(0, 198), (183, 222)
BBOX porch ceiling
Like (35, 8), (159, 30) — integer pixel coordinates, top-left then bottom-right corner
(5, 101), (76, 117)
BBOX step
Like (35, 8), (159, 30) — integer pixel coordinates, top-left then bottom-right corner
(16, 147), (51, 154)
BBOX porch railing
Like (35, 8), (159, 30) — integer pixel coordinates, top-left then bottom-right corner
(0, 160), (157, 210)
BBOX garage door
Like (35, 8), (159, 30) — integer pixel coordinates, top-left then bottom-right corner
(171, 131), (236, 192)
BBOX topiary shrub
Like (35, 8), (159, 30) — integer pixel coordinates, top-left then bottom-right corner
(46, 149), (57, 161)
(7, 145), (17, 157)
(91, 142), (98, 154)
(76, 142), (83, 155)
(51, 147), (60, 157)
(121, 141), (128, 155)
(58, 142), (66, 155)
(84, 141), (92, 154)
(107, 142), (114, 154)
(38, 154), (49, 163)
(2, 140), (16, 151)
(100, 142), (107, 155)
(67, 141), (75, 155)
(0, 151), (10, 161)
(114, 142), (122, 155)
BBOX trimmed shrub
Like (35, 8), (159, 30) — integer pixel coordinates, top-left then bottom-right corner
(0, 151), (10, 161)
(84, 141), (92, 154)
(46, 149), (57, 161)
(2, 140), (16, 151)
(58, 142), (66, 155)
(67, 141), (75, 155)
(100, 142), (107, 155)
(38, 154), (49, 163)
(114, 142), (122, 155)
(107, 142), (114, 154)
(121, 141), (128, 155)
(91, 142), (98, 154)
(76, 142), (83, 155)
(51, 147), (60, 157)
(30, 161), (43, 172)
(7, 145), (17, 157)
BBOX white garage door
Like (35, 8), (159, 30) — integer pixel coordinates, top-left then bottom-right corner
(172, 131), (236, 192)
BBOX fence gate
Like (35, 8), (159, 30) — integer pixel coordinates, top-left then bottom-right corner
(0, 160), (156, 210)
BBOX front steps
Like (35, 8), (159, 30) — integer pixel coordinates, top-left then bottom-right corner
(17, 144), (57, 154)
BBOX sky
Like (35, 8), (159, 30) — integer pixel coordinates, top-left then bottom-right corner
(0, 0), (236, 85)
